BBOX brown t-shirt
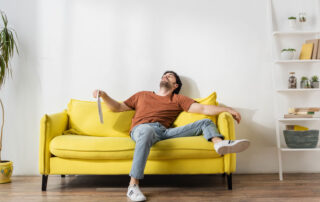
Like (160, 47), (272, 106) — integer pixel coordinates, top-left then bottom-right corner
(124, 91), (196, 131)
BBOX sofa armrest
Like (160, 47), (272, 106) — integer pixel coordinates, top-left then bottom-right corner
(39, 110), (68, 174)
(217, 112), (235, 140)
(217, 112), (236, 174)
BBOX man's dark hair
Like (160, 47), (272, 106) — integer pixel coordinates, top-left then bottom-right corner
(163, 70), (182, 94)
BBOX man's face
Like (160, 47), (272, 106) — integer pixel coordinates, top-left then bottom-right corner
(160, 73), (178, 90)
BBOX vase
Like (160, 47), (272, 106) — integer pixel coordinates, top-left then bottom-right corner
(300, 80), (311, 88)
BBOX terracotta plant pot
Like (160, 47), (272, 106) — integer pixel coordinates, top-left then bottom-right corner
(0, 161), (13, 183)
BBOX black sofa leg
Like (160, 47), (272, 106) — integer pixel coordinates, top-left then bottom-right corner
(61, 175), (66, 178)
(42, 175), (48, 191)
(227, 174), (232, 190)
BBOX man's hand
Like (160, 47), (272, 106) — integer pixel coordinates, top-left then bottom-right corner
(93, 89), (106, 98)
(92, 89), (132, 112)
(228, 108), (241, 124)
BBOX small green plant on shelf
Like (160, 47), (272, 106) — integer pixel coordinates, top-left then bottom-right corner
(281, 49), (296, 60)
(311, 75), (318, 82)
(281, 48), (296, 52)
(288, 16), (297, 30)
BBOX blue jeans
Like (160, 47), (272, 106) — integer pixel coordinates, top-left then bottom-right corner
(129, 118), (224, 179)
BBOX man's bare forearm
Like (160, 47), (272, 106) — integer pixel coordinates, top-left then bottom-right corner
(100, 92), (122, 112)
(203, 104), (241, 123)
(203, 105), (232, 116)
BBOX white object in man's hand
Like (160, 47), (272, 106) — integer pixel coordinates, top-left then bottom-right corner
(97, 90), (104, 124)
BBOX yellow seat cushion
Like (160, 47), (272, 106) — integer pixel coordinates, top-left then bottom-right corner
(66, 99), (135, 137)
(49, 134), (220, 160)
(173, 92), (218, 127)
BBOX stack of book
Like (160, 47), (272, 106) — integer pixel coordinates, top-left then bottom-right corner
(284, 107), (320, 118)
(299, 39), (320, 60)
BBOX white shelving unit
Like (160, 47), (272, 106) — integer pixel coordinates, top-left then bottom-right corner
(273, 31), (320, 36)
(269, 0), (320, 181)
(278, 117), (320, 122)
(275, 59), (320, 63)
(276, 88), (320, 92)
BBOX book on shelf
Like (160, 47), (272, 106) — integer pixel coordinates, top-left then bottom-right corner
(296, 111), (315, 115)
(288, 107), (320, 113)
(299, 43), (313, 60)
(285, 125), (309, 131)
(306, 39), (319, 59)
(318, 39), (320, 59)
(286, 107), (320, 118)
(284, 114), (313, 118)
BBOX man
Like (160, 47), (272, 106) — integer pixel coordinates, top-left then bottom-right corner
(93, 71), (250, 202)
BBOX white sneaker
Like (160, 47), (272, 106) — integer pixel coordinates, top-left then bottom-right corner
(214, 139), (250, 155)
(127, 184), (147, 201)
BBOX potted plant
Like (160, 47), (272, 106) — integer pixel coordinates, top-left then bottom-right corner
(288, 16), (297, 29)
(0, 11), (19, 184)
(311, 75), (319, 88)
(300, 76), (311, 88)
(281, 48), (296, 60)
(298, 12), (306, 23)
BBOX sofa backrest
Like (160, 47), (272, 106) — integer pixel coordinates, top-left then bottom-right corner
(66, 92), (218, 137)
(67, 99), (135, 137)
(172, 92), (218, 127)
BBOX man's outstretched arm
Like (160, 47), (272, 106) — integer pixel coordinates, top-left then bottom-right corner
(92, 89), (132, 112)
(188, 103), (241, 124)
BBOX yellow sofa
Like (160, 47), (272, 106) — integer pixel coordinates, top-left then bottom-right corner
(39, 92), (236, 191)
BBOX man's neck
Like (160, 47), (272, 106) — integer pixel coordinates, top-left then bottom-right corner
(156, 88), (173, 97)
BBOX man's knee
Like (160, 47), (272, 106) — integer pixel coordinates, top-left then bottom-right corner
(133, 125), (155, 142)
(201, 118), (214, 126)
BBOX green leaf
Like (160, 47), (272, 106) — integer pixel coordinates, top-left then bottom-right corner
(0, 55), (6, 89)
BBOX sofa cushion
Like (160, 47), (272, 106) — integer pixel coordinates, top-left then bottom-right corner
(50, 134), (220, 160)
(173, 92), (218, 127)
(67, 99), (135, 137)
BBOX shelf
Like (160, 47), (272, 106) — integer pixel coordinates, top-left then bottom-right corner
(277, 89), (320, 92)
(273, 31), (320, 36)
(280, 147), (320, 151)
(275, 60), (320, 63)
(278, 117), (320, 122)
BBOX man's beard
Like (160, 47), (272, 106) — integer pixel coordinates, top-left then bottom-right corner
(160, 80), (172, 90)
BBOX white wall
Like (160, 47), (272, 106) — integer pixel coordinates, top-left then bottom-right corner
(1, 0), (320, 175)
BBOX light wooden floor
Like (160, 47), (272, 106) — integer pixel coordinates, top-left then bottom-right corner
(1, 174), (320, 201)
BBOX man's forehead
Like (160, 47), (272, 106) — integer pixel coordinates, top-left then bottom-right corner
(164, 73), (174, 76)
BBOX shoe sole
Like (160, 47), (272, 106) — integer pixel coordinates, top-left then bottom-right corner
(217, 140), (250, 155)
(127, 196), (146, 202)
(127, 195), (146, 202)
